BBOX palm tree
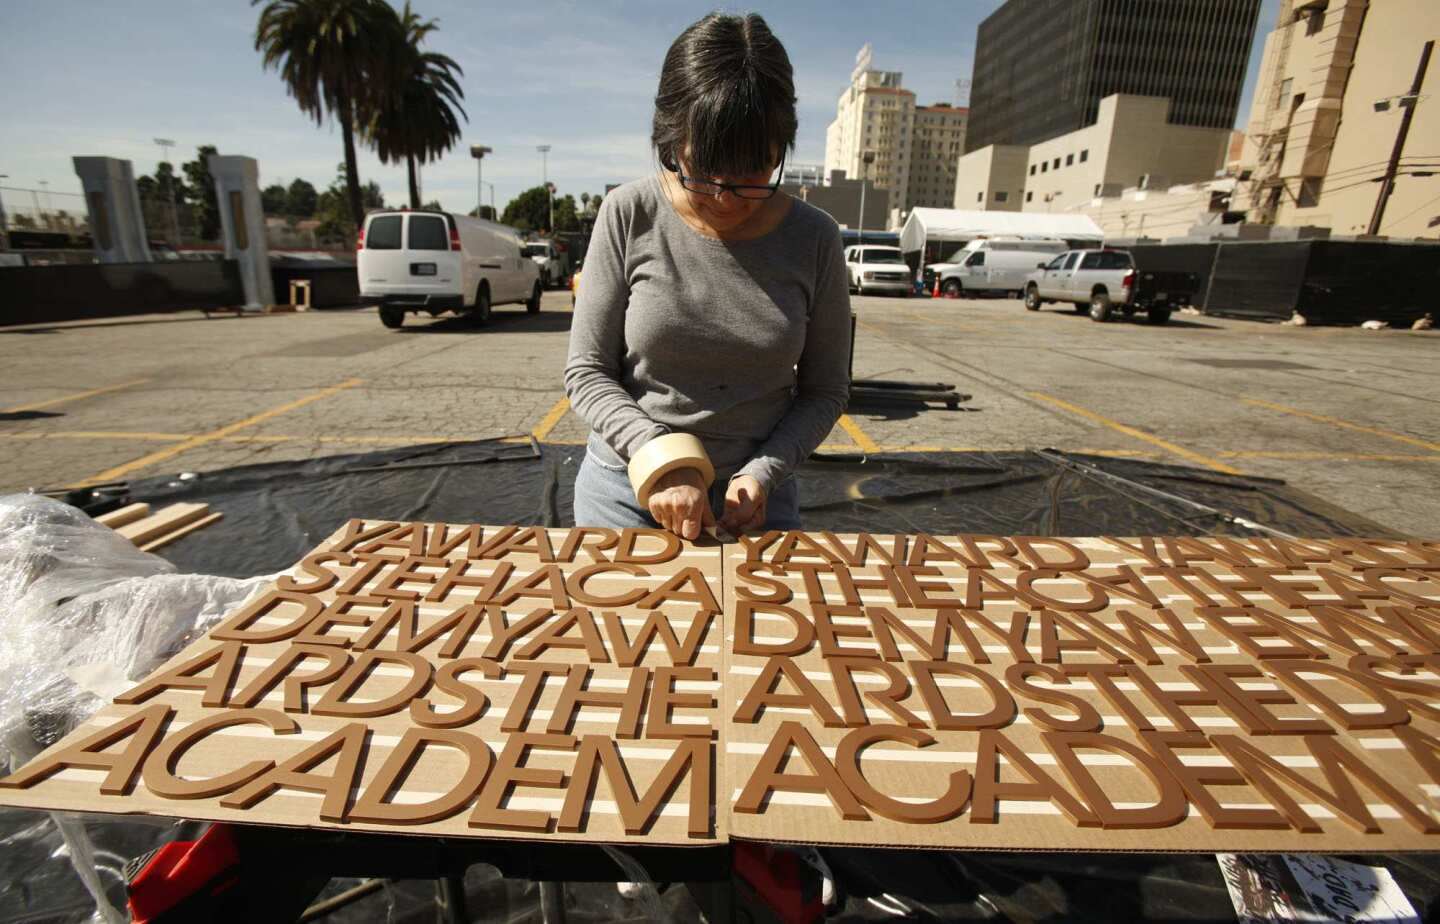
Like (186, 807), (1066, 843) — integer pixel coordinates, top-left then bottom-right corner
(253, 0), (390, 236)
(368, 3), (466, 208)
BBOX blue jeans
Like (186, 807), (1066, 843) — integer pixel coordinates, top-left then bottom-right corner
(573, 448), (802, 531)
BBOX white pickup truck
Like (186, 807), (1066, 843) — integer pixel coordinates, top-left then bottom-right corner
(524, 240), (567, 289)
(1022, 248), (1199, 324)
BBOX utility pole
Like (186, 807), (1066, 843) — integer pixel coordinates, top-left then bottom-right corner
(536, 145), (552, 232)
(0, 174), (8, 232)
(470, 144), (492, 218)
(1368, 40), (1433, 236)
(154, 138), (181, 243)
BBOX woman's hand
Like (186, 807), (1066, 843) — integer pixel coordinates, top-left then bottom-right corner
(647, 467), (714, 540)
(720, 475), (767, 535)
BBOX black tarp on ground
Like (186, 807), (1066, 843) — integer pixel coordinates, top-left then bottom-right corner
(21, 439), (1436, 922)
(117, 438), (1405, 578)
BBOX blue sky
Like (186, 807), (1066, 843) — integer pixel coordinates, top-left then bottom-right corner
(0, 0), (1279, 216)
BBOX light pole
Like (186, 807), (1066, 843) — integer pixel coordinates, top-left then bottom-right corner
(857, 148), (876, 246)
(536, 145), (552, 232)
(37, 181), (50, 229)
(470, 144), (492, 218)
(154, 137), (181, 243)
(0, 174), (8, 232)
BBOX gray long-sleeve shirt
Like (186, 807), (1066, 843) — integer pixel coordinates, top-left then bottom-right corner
(563, 176), (852, 495)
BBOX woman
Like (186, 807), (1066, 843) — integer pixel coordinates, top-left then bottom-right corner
(564, 12), (851, 539)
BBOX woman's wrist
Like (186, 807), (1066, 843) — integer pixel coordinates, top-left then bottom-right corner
(627, 432), (714, 505)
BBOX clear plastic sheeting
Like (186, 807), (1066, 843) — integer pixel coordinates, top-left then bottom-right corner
(0, 493), (272, 924)
(0, 494), (273, 766)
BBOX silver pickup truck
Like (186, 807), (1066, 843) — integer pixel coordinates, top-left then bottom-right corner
(1023, 248), (1197, 324)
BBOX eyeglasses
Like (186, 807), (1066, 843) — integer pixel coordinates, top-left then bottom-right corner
(671, 155), (786, 200)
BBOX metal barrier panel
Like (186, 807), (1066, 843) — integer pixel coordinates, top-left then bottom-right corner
(1127, 242), (1219, 308)
(1204, 240), (1311, 319)
(1300, 240), (1440, 326)
(0, 260), (245, 326)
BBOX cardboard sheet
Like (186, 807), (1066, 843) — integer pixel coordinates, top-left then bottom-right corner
(724, 531), (1440, 852)
(0, 521), (725, 845)
(3, 524), (1440, 853)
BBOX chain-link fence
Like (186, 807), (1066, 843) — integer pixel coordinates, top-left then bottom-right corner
(0, 186), (89, 235)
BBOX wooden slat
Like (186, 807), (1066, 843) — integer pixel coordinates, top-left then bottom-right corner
(140, 511), (223, 552)
(117, 503), (210, 546)
(96, 502), (151, 528)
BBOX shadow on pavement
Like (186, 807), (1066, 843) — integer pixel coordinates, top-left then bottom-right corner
(393, 311), (574, 335)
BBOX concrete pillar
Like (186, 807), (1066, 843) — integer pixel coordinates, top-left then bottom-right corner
(72, 157), (151, 264)
(208, 154), (273, 310)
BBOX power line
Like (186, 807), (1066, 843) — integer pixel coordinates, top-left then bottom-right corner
(1381, 189), (1440, 232)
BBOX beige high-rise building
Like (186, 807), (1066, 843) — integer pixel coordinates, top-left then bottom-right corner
(908, 104), (968, 209)
(1236, 0), (1440, 236)
(824, 47), (915, 222)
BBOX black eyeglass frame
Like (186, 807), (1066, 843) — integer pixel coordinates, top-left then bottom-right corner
(668, 153), (787, 200)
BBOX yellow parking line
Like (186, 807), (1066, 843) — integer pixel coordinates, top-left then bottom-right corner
(1243, 398), (1440, 453)
(72, 378), (364, 486)
(531, 397), (571, 441)
(3, 378), (149, 413)
(1029, 392), (1242, 475)
(1220, 450), (1440, 461)
(836, 414), (881, 453)
(0, 430), (188, 442)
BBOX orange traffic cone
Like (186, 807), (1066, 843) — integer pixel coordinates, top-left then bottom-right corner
(931, 275), (941, 298)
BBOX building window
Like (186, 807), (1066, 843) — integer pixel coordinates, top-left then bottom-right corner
(1304, 3), (1326, 35)
(1094, 183), (1102, 196)
(977, 192), (983, 202)
(1066, 153), (1074, 166)
(1080, 149), (1089, 163)
(994, 191), (1008, 203)
(1026, 191), (1034, 203)
(1029, 164), (1036, 176)
(1298, 177), (1324, 207)
(1041, 162), (1048, 173)
(1053, 157), (1061, 169)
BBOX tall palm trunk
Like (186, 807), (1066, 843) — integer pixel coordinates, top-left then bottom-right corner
(338, 85), (364, 238)
(407, 154), (420, 208)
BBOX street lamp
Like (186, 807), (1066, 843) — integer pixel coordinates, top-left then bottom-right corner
(537, 145), (552, 232)
(857, 148), (876, 246)
(154, 137), (181, 243)
(470, 144), (492, 218)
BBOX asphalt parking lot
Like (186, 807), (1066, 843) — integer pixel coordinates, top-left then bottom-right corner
(2, 292), (1436, 537)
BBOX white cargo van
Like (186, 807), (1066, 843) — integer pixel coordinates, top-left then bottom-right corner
(924, 237), (1068, 298)
(358, 210), (542, 329)
(844, 245), (913, 297)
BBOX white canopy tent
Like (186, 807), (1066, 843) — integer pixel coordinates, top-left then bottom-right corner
(900, 208), (1105, 259)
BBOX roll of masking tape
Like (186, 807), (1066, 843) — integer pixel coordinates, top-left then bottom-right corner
(628, 433), (715, 506)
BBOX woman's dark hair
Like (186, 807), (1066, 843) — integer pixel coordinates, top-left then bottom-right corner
(652, 12), (797, 178)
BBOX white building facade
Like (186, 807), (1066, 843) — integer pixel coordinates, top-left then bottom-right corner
(908, 104), (968, 210)
(825, 48), (916, 223)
